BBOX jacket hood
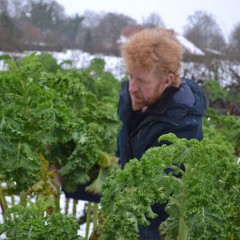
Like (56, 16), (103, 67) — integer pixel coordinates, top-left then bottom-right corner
(172, 78), (207, 117)
(147, 78), (207, 118)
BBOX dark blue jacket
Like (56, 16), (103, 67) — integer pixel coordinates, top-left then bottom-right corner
(116, 78), (207, 239)
(116, 78), (207, 168)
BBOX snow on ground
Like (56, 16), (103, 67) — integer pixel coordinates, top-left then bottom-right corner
(51, 49), (126, 80)
(0, 49), (126, 81)
(0, 49), (238, 87)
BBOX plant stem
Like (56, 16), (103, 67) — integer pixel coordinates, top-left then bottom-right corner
(0, 182), (8, 221)
(11, 194), (16, 220)
(55, 186), (61, 213)
(177, 166), (189, 240)
(178, 214), (188, 240)
(20, 191), (27, 207)
(92, 203), (99, 230)
(85, 202), (92, 240)
(65, 198), (69, 215)
(72, 199), (78, 217)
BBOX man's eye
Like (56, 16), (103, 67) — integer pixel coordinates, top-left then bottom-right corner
(128, 74), (133, 80)
(138, 78), (148, 84)
(127, 74), (147, 84)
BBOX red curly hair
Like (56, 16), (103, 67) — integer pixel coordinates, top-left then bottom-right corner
(121, 27), (183, 87)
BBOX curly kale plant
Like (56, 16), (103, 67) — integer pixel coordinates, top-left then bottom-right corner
(0, 198), (83, 240)
(0, 53), (120, 196)
(203, 108), (240, 156)
(100, 133), (240, 240)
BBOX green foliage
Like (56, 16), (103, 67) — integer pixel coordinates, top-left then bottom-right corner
(0, 54), (11, 61)
(0, 52), (122, 239)
(0, 53), (55, 192)
(0, 198), (83, 240)
(0, 53), (120, 195)
(202, 79), (240, 115)
(37, 52), (61, 73)
(84, 58), (121, 101)
(203, 108), (240, 156)
(100, 134), (240, 240)
(1, 51), (240, 240)
(202, 80), (228, 103)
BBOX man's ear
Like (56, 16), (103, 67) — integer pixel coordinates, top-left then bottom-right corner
(164, 73), (174, 88)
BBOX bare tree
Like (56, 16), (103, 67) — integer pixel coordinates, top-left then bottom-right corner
(229, 23), (240, 60)
(6, 0), (30, 18)
(28, 0), (65, 30)
(0, 0), (8, 14)
(82, 10), (103, 28)
(59, 14), (84, 48)
(183, 11), (226, 52)
(16, 0), (67, 45)
(74, 10), (104, 52)
(91, 12), (137, 55)
(142, 12), (165, 28)
(0, 12), (22, 51)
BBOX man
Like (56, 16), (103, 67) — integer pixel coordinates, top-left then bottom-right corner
(116, 28), (207, 239)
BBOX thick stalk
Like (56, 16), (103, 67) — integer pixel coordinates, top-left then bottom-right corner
(11, 195), (16, 220)
(85, 202), (92, 240)
(65, 198), (69, 215)
(54, 186), (61, 213)
(177, 165), (190, 240)
(72, 199), (78, 217)
(19, 191), (27, 207)
(178, 207), (188, 240)
(92, 203), (99, 230)
(0, 182), (8, 221)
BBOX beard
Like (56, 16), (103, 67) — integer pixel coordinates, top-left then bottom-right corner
(131, 87), (162, 111)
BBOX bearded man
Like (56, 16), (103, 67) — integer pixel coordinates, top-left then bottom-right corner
(116, 28), (207, 239)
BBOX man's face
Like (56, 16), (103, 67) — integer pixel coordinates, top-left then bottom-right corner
(128, 68), (170, 111)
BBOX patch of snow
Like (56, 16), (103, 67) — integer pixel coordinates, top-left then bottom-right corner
(0, 49), (238, 87)
(175, 33), (205, 56)
(204, 48), (223, 55)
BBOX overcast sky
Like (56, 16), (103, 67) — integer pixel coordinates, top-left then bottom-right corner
(56, 0), (239, 40)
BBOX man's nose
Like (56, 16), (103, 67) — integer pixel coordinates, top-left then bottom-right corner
(129, 78), (139, 93)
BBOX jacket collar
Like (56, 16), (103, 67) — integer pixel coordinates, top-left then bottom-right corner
(130, 86), (179, 134)
(145, 86), (179, 115)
